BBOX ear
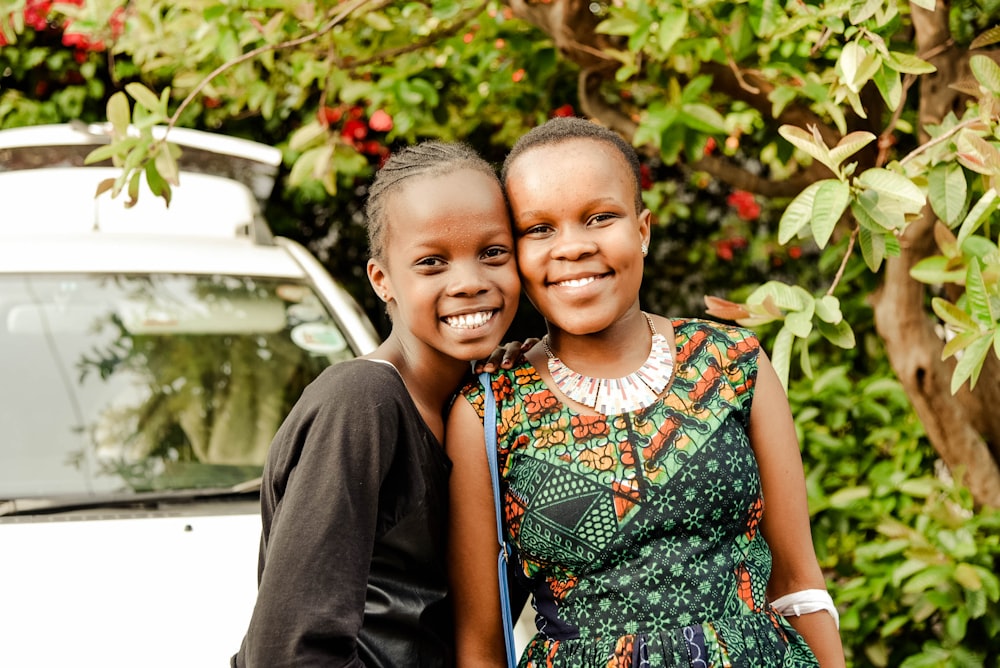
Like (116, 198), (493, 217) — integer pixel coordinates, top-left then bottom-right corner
(638, 208), (652, 248)
(367, 258), (392, 303)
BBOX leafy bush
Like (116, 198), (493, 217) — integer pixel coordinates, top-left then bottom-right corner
(789, 338), (1000, 667)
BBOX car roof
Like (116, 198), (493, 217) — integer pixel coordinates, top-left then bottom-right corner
(0, 166), (266, 239)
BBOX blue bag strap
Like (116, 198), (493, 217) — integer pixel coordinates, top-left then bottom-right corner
(479, 371), (518, 668)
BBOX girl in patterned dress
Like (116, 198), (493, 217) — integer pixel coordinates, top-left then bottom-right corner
(446, 118), (845, 667)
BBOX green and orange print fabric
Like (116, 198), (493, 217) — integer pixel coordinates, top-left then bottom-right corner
(463, 319), (819, 667)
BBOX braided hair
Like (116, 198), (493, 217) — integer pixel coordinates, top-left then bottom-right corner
(365, 141), (500, 261)
(501, 116), (644, 213)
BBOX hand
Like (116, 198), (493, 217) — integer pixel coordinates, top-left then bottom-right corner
(474, 338), (540, 373)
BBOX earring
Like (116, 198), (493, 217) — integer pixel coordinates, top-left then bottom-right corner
(641, 243), (648, 257)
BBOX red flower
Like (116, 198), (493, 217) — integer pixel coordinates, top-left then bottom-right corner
(368, 109), (393, 132)
(24, 0), (52, 30)
(726, 190), (760, 221)
(318, 106), (342, 125)
(551, 104), (574, 118)
(713, 239), (735, 261)
(109, 6), (125, 38)
(512, 68), (525, 83)
(341, 119), (368, 143)
(704, 136), (717, 155)
(640, 164), (653, 190)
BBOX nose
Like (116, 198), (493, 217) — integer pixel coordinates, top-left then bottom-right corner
(447, 260), (491, 297)
(551, 225), (597, 261)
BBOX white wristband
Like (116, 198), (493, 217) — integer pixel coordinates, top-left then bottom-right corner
(770, 588), (840, 629)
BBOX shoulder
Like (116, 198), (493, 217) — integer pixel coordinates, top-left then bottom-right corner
(672, 317), (759, 348)
(304, 358), (405, 399)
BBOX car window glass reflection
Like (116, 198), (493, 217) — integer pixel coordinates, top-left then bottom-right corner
(0, 274), (353, 498)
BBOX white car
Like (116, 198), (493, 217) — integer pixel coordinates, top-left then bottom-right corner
(0, 123), (380, 667)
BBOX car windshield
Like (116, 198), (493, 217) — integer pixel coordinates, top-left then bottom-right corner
(0, 273), (354, 499)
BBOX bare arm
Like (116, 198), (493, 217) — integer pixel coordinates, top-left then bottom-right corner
(750, 351), (846, 668)
(446, 395), (509, 667)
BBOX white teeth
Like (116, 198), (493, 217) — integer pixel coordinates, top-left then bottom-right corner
(557, 276), (597, 288)
(444, 311), (493, 329)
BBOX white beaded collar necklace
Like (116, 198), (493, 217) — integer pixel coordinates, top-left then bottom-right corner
(542, 313), (675, 415)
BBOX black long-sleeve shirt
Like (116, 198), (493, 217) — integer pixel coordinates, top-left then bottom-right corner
(233, 359), (454, 667)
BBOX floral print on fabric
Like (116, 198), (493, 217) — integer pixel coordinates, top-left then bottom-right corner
(464, 319), (819, 668)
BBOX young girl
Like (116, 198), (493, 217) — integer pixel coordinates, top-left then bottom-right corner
(447, 118), (845, 667)
(234, 141), (521, 667)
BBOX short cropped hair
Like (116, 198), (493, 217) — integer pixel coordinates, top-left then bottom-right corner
(364, 141), (500, 260)
(501, 116), (644, 213)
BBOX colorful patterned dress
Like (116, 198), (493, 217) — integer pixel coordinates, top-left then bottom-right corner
(463, 318), (819, 667)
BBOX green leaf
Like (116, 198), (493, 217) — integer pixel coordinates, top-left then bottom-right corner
(363, 11), (393, 31)
(956, 188), (999, 246)
(827, 131), (877, 171)
(810, 179), (851, 247)
(125, 82), (163, 114)
(596, 15), (639, 36)
(144, 160), (172, 206)
(886, 51), (937, 75)
(943, 329), (986, 361)
(679, 104), (728, 134)
(829, 485), (871, 508)
(746, 281), (811, 311)
(857, 168), (926, 214)
(965, 260), (995, 324)
(970, 54), (1000, 95)
(785, 308), (814, 338)
(107, 91), (130, 137)
(771, 326), (795, 389)
(289, 120), (328, 152)
(84, 142), (124, 165)
(748, 0), (781, 37)
(932, 297), (981, 331)
(955, 564), (982, 591)
(849, 0), (881, 24)
(778, 125), (834, 173)
(656, 8), (687, 53)
(970, 26), (1000, 50)
(815, 295), (843, 324)
(126, 170), (141, 208)
(153, 144), (179, 186)
(779, 180), (823, 244)
(816, 318), (856, 348)
(928, 162), (968, 226)
(873, 65), (902, 110)
(912, 256), (965, 284)
(854, 187), (906, 230)
(838, 42), (881, 93)
(798, 336), (813, 378)
(856, 223), (887, 271)
(951, 330), (993, 393)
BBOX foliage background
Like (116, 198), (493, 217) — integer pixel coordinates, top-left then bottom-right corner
(2, 1), (1000, 665)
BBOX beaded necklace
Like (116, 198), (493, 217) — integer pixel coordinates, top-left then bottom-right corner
(542, 313), (674, 415)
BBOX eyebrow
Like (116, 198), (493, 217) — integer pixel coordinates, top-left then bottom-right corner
(515, 196), (626, 220)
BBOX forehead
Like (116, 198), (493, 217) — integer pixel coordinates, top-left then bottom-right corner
(505, 138), (634, 202)
(384, 168), (509, 247)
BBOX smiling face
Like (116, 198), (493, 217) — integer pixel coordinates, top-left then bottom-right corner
(368, 167), (520, 363)
(505, 137), (651, 337)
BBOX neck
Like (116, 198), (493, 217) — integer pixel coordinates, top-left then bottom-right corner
(368, 333), (470, 439)
(543, 310), (653, 377)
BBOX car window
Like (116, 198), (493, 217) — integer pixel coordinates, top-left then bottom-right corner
(0, 273), (355, 498)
